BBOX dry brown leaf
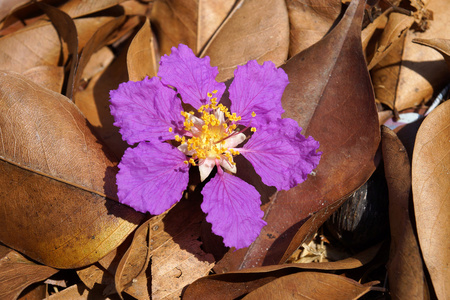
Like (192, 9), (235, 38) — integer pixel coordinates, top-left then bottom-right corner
(362, 7), (390, 52)
(412, 100), (450, 300)
(367, 12), (414, 70)
(22, 65), (65, 93)
(201, 0), (289, 82)
(0, 246), (58, 300)
(371, 31), (406, 109)
(0, 71), (143, 268)
(150, 198), (215, 299)
(215, 0), (379, 272)
(59, 0), (125, 19)
(151, 0), (234, 55)
(286, 0), (342, 57)
(382, 126), (429, 299)
(184, 244), (380, 299)
(81, 46), (115, 81)
(391, 0), (450, 111)
(242, 272), (377, 300)
(74, 37), (130, 158)
(115, 218), (152, 299)
(127, 17), (158, 81)
(413, 38), (450, 69)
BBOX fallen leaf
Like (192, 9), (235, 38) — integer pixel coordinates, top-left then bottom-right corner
(201, 0), (289, 82)
(242, 272), (377, 300)
(412, 100), (450, 300)
(413, 38), (450, 69)
(286, 0), (342, 57)
(150, 196), (215, 299)
(390, 0), (450, 111)
(127, 17), (158, 81)
(382, 126), (430, 299)
(151, 0), (234, 55)
(115, 218), (152, 299)
(22, 65), (65, 93)
(184, 242), (381, 299)
(216, 0), (379, 272)
(0, 71), (144, 268)
(0, 245), (58, 300)
(59, 0), (124, 19)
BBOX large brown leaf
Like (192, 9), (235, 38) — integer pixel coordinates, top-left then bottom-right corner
(216, 0), (379, 272)
(0, 71), (144, 268)
(217, 1), (380, 272)
(412, 100), (450, 300)
(382, 126), (429, 299)
(201, 0), (289, 82)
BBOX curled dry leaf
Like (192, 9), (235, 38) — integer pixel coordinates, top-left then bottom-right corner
(0, 245), (58, 300)
(115, 218), (152, 299)
(382, 126), (429, 299)
(412, 100), (450, 300)
(0, 71), (144, 268)
(127, 17), (158, 81)
(242, 272), (377, 300)
(286, 0), (342, 57)
(184, 242), (381, 299)
(201, 0), (289, 82)
(151, 0), (235, 55)
(216, 0), (379, 272)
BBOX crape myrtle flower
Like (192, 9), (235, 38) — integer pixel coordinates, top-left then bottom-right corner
(109, 44), (321, 250)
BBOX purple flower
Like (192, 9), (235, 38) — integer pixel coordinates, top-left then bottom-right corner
(109, 44), (321, 250)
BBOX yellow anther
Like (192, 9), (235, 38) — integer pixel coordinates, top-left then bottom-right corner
(189, 158), (196, 166)
(207, 92), (212, 98)
(251, 111), (256, 117)
(168, 127), (173, 132)
(251, 127), (256, 132)
(189, 111), (194, 115)
(213, 90), (218, 94)
(183, 160), (189, 165)
(175, 135), (181, 142)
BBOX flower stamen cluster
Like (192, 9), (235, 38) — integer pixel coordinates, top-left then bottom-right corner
(171, 90), (254, 168)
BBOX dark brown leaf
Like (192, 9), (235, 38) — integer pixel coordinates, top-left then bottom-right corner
(216, 0), (380, 272)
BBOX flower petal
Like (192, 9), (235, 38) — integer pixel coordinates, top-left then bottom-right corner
(158, 44), (226, 109)
(229, 60), (288, 127)
(110, 77), (184, 144)
(241, 118), (321, 190)
(117, 142), (189, 215)
(201, 172), (266, 249)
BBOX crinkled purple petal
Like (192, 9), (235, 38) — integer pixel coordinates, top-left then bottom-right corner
(229, 60), (288, 127)
(281, 118), (322, 184)
(241, 118), (321, 190)
(201, 172), (266, 249)
(158, 44), (226, 109)
(110, 77), (184, 145)
(117, 142), (189, 215)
